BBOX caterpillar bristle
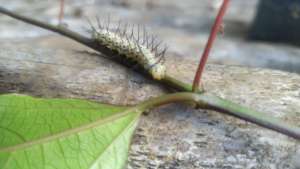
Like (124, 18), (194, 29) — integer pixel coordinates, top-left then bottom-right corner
(106, 14), (111, 31)
(96, 16), (103, 30)
(153, 40), (162, 52)
(87, 16), (167, 80)
(130, 25), (134, 39)
(137, 24), (141, 43)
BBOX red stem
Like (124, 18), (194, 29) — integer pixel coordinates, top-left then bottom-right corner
(192, 0), (230, 92)
(58, 0), (65, 24)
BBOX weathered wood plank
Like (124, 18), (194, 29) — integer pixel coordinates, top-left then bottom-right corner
(0, 36), (299, 169)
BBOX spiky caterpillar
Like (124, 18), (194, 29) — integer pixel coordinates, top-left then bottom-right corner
(89, 20), (167, 80)
(0, 5), (167, 80)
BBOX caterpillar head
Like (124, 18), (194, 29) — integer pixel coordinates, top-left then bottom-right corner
(149, 64), (166, 80)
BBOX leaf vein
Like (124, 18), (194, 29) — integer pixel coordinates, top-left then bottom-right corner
(0, 107), (138, 153)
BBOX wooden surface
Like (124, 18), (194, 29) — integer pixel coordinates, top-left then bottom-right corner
(0, 36), (299, 169)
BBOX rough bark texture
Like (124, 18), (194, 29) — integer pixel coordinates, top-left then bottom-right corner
(0, 36), (299, 169)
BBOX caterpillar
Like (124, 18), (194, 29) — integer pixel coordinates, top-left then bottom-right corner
(88, 18), (167, 80)
(0, 7), (167, 80)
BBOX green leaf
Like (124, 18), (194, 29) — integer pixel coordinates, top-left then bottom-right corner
(0, 94), (141, 169)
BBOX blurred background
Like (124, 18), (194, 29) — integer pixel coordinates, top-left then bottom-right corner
(1, 0), (300, 74)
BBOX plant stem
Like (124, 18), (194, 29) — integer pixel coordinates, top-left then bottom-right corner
(162, 75), (197, 92)
(58, 0), (65, 24)
(137, 92), (300, 140)
(0, 6), (200, 93)
(0, 6), (115, 58)
(192, 0), (230, 92)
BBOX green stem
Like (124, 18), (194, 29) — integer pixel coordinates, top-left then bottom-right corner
(137, 92), (300, 140)
(162, 75), (196, 92)
(0, 6), (117, 59)
(0, 6), (202, 93)
(0, 7), (91, 45)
